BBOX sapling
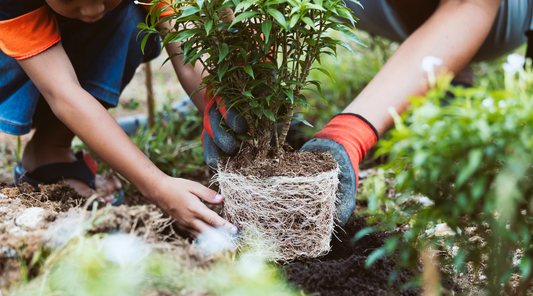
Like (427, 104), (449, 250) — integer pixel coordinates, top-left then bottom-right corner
(140, 0), (364, 161)
(139, 0), (364, 261)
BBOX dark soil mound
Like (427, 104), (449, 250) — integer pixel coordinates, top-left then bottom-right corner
(223, 143), (337, 177)
(286, 217), (420, 296)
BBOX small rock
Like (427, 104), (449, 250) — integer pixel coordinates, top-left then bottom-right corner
(16, 207), (46, 229)
(9, 226), (26, 236)
(0, 246), (17, 258)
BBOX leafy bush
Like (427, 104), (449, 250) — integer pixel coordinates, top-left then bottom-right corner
(364, 56), (533, 294)
(131, 99), (205, 178)
(141, 0), (363, 159)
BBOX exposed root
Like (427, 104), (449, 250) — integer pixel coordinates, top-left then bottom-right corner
(217, 165), (339, 262)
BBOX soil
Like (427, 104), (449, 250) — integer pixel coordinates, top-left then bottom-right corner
(0, 183), (213, 295)
(223, 143), (337, 177)
(286, 217), (420, 296)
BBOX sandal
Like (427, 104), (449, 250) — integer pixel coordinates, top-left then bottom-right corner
(14, 151), (125, 206)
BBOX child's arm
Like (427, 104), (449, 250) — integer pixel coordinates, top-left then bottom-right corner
(17, 43), (237, 237)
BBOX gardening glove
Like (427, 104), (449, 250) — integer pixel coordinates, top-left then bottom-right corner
(300, 113), (379, 226)
(202, 87), (249, 170)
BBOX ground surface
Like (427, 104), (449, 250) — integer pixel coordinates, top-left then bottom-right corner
(286, 217), (420, 296)
(0, 177), (424, 295)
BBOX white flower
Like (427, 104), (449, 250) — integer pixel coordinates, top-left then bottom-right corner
(502, 53), (525, 74)
(482, 97), (494, 107)
(421, 56), (443, 73)
(196, 227), (237, 256)
(102, 233), (150, 265)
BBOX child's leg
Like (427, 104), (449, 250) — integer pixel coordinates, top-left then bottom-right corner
(22, 98), (120, 199)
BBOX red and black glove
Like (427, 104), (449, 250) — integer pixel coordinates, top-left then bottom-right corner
(300, 113), (378, 225)
(202, 87), (248, 170)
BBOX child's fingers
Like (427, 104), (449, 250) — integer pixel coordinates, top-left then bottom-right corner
(184, 179), (225, 204)
(194, 204), (238, 234)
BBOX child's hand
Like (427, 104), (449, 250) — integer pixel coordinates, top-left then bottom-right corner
(150, 176), (237, 237)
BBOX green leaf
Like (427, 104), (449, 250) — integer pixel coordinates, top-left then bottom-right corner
(172, 29), (202, 43)
(249, 101), (259, 107)
(196, 0), (205, 8)
(179, 6), (200, 18)
(262, 20), (272, 43)
(182, 39), (195, 56)
(285, 80), (304, 87)
(282, 88), (294, 103)
(335, 6), (356, 27)
(235, 0), (257, 12)
(266, 94), (273, 105)
(204, 20), (213, 35)
(305, 38), (316, 46)
(289, 14), (299, 29)
(244, 65), (255, 78)
(337, 25), (367, 47)
(287, 116), (313, 127)
(301, 17), (316, 30)
(218, 43), (229, 63)
(456, 148), (483, 187)
(229, 11), (259, 28)
(305, 3), (326, 11)
(365, 248), (386, 268)
(243, 91), (253, 97)
(140, 34), (151, 55)
(263, 109), (276, 122)
(336, 40), (356, 57)
(267, 8), (287, 29)
(315, 67), (335, 82)
(218, 61), (229, 81)
(265, 0), (287, 5)
(252, 108), (263, 118)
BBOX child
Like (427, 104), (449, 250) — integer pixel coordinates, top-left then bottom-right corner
(0, 0), (237, 237)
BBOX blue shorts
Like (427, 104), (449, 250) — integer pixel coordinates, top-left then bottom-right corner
(348, 0), (533, 61)
(0, 0), (161, 135)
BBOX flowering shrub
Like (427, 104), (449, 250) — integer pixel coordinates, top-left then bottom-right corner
(364, 54), (533, 294)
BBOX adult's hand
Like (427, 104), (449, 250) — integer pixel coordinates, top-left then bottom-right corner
(300, 113), (378, 225)
(202, 88), (248, 169)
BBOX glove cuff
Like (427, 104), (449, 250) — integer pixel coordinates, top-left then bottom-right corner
(312, 113), (378, 165)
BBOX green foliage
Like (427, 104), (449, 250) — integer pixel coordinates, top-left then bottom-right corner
(125, 98), (141, 110)
(364, 58), (533, 293)
(140, 0), (362, 157)
(131, 100), (205, 179)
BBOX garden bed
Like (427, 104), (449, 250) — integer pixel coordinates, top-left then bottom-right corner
(0, 174), (423, 295)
